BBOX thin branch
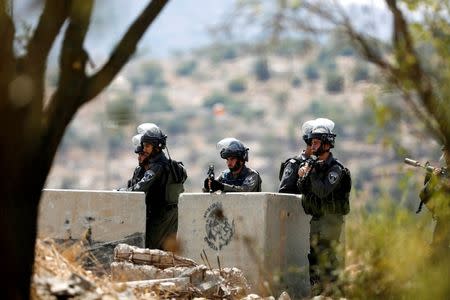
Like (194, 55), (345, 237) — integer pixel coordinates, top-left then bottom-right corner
(385, 0), (447, 142)
(386, 0), (414, 55)
(84, 0), (169, 102)
(26, 0), (69, 76)
(268, 0), (287, 44)
(20, 0), (70, 135)
(342, 19), (391, 71)
(342, 0), (446, 143)
(39, 1), (94, 185)
(346, 24), (443, 140)
(397, 88), (442, 140)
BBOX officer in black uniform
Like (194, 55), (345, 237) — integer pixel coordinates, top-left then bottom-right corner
(419, 145), (450, 259)
(297, 119), (351, 296)
(278, 119), (315, 194)
(128, 123), (177, 250)
(204, 137), (262, 192)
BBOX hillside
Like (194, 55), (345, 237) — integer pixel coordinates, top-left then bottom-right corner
(44, 40), (439, 209)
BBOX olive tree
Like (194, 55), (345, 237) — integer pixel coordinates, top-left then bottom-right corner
(0, 1), (168, 299)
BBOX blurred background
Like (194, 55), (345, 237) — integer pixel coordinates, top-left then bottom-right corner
(34, 0), (440, 213)
(3, 1), (446, 298)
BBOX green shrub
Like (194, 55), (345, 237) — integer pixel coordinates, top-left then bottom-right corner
(304, 63), (320, 81)
(176, 60), (197, 77)
(164, 113), (191, 135)
(274, 38), (313, 57)
(307, 98), (346, 127)
(253, 58), (271, 81)
(209, 45), (238, 63)
(228, 78), (247, 93)
(309, 99), (327, 116)
(325, 72), (344, 93)
(317, 48), (335, 64)
(353, 63), (370, 82)
(222, 47), (238, 60)
(274, 91), (289, 107)
(244, 106), (265, 120)
(338, 46), (355, 56)
(142, 90), (173, 112)
(323, 59), (337, 71)
(342, 201), (449, 300)
(131, 61), (165, 88)
(202, 92), (234, 108)
(291, 76), (302, 87)
(106, 93), (135, 126)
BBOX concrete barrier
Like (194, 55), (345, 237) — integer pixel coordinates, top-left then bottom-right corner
(38, 190), (314, 296)
(177, 192), (310, 296)
(38, 189), (146, 266)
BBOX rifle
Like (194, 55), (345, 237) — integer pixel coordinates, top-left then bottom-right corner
(404, 158), (448, 213)
(404, 158), (448, 177)
(207, 164), (215, 193)
(300, 155), (319, 180)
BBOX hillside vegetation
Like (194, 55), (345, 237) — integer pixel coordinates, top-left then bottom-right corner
(45, 39), (438, 210)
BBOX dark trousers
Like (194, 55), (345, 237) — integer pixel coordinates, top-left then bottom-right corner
(308, 214), (343, 295)
(145, 205), (178, 250)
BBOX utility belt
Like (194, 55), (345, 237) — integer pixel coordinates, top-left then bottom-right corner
(302, 193), (349, 217)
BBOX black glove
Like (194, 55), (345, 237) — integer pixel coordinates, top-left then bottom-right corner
(210, 179), (224, 192)
(203, 178), (210, 192)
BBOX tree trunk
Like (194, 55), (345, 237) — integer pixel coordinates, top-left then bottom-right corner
(0, 186), (42, 300)
(0, 1), (170, 298)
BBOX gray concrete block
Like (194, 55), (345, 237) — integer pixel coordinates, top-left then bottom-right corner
(177, 192), (310, 296)
(38, 189), (146, 267)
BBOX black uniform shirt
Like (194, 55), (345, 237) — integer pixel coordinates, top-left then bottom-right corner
(218, 165), (262, 192)
(297, 153), (347, 217)
(129, 152), (169, 211)
(278, 151), (308, 194)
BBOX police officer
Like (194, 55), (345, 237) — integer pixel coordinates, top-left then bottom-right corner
(419, 145), (450, 259)
(128, 123), (177, 250)
(278, 119), (315, 194)
(204, 137), (262, 192)
(297, 119), (351, 296)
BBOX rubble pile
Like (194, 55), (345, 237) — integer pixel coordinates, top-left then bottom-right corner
(112, 244), (251, 298)
(31, 240), (253, 299)
(32, 239), (116, 299)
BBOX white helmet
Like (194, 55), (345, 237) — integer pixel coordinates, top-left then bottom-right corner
(310, 118), (336, 147)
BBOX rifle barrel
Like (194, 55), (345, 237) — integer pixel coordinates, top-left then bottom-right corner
(404, 158), (420, 167)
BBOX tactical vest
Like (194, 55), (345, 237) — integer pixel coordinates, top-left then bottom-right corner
(279, 156), (303, 181)
(222, 170), (247, 186)
(165, 159), (187, 206)
(302, 159), (351, 217)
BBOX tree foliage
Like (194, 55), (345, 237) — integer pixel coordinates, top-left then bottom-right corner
(225, 0), (450, 153)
